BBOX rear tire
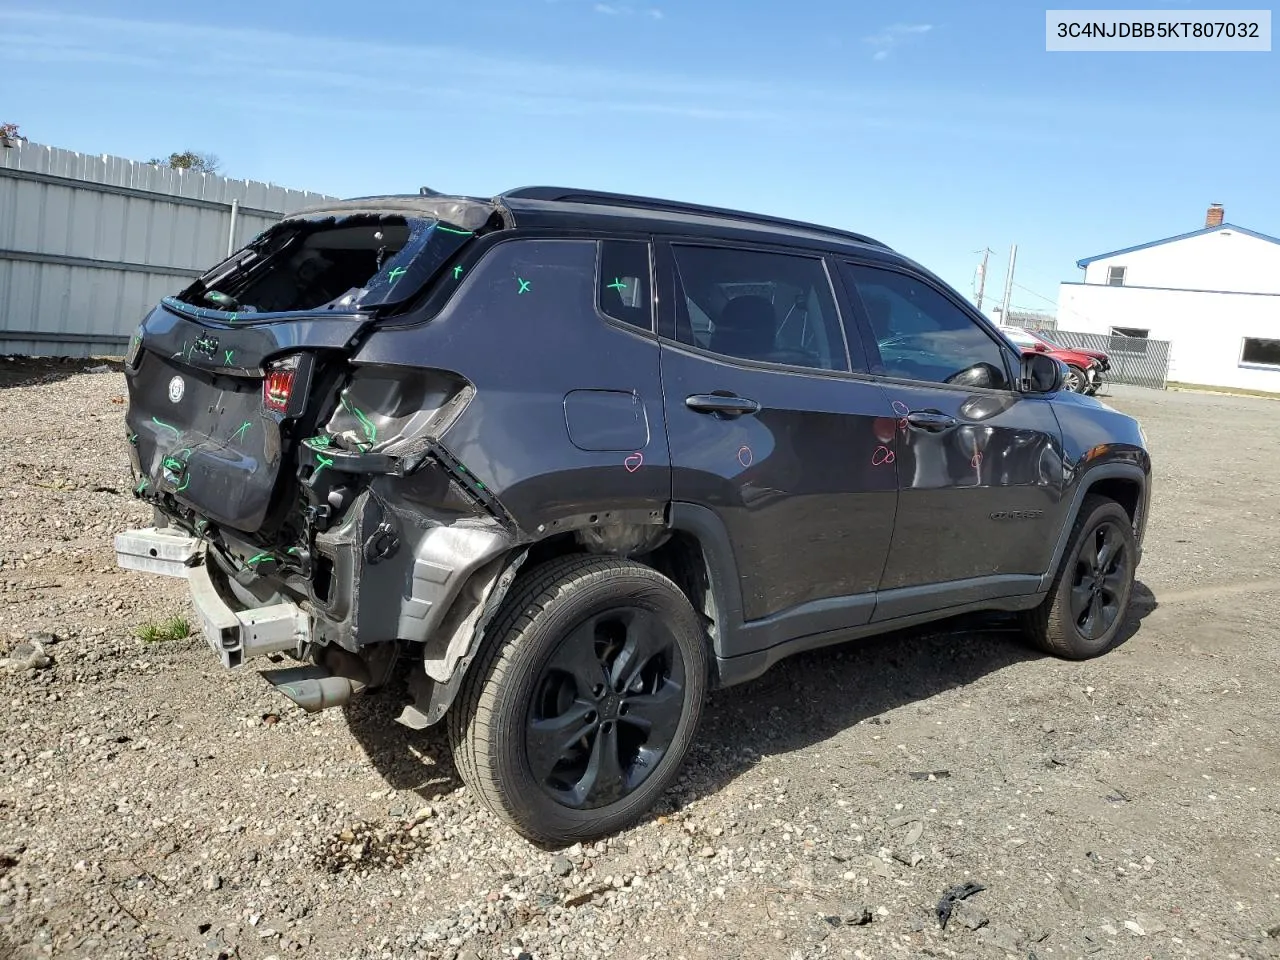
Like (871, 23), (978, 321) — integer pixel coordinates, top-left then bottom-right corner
(1021, 495), (1137, 659)
(448, 555), (708, 846)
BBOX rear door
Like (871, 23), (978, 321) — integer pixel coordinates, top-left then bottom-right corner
(656, 240), (897, 646)
(836, 260), (1066, 618)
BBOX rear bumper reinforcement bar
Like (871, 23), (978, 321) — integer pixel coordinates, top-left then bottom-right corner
(114, 527), (311, 669)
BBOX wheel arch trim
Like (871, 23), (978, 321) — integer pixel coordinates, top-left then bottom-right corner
(1038, 461), (1149, 593)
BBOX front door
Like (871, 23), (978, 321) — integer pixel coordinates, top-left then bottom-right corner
(656, 241), (897, 649)
(836, 260), (1067, 620)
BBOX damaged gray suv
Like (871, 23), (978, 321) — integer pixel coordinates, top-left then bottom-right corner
(116, 186), (1151, 844)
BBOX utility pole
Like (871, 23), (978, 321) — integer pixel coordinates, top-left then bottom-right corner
(999, 244), (1017, 326)
(974, 248), (992, 311)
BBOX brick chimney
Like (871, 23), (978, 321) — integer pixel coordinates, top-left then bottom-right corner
(1205, 203), (1224, 228)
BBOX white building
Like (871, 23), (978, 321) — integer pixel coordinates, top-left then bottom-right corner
(1056, 204), (1280, 391)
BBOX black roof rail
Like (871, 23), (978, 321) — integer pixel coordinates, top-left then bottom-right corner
(500, 186), (887, 249)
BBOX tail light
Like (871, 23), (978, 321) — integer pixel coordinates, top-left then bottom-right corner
(263, 355), (300, 414)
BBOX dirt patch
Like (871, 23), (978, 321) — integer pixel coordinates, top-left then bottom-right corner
(0, 371), (1278, 959)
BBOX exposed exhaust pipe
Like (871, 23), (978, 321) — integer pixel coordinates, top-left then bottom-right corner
(260, 647), (371, 713)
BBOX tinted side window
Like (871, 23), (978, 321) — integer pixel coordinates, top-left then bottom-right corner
(598, 240), (652, 331)
(845, 263), (1011, 389)
(671, 245), (848, 372)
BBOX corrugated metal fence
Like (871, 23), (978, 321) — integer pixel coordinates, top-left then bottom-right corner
(1023, 324), (1172, 391)
(0, 141), (338, 357)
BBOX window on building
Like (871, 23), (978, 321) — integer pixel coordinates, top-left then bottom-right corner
(1109, 326), (1149, 355)
(669, 245), (848, 372)
(1241, 337), (1280, 368)
(1106, 266), (1127, 286)
(597, 240), (652, 331)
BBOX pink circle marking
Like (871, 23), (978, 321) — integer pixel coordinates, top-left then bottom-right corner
(871, 445), (895, 466)
(624, 452), (643, 473)
(737, 445), (753, 468)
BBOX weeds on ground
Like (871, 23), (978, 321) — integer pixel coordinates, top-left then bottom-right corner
(137, 615), (193, 643)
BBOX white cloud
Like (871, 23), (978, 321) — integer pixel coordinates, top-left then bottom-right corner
(0, 10), (1055, 136)
(863, 22), (933, 60)
(593, 3), (623, 13)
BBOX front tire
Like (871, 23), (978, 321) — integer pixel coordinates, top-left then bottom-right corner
(1063, 364), (1088, 393)
(1022, 495), (1137, 659)
(448, 555), (708, 846)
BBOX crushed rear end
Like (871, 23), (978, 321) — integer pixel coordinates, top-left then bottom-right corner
(114, 196), (524, 723)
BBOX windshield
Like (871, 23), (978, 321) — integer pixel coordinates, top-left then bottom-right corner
(170, 214), (471, 320)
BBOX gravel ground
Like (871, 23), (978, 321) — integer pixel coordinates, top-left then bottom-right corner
(2, 363), (1279, 960)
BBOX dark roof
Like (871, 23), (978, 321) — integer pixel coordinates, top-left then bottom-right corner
(498, 186), (889, 250)
(291, 186), (892, 256)
(1077, 222), (1280, 268)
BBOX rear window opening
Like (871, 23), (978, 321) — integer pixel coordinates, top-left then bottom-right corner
(172, 213), (474, 318)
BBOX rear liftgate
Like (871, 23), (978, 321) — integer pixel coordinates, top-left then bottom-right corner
(114, 205), (529, 719)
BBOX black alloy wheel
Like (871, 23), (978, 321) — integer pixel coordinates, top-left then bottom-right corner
(1022, 495), (1138, 659)
(1069, 519), (1130, 641)
(449, 555), (708, 845)
(526, 607), (685, 809)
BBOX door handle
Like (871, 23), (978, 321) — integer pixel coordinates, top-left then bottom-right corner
(685, 394), (761, 417)
(905, 411), (957, 431)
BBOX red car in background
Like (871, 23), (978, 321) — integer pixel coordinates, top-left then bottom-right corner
(1000, 325), (1110, 395)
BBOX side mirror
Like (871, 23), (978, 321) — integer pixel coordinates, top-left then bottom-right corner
(1020, 352), (1064, 393)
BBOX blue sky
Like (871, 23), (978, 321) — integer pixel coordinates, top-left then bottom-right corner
(3, 2), (1277, 311)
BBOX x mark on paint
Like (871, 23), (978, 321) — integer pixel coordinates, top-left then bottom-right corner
(231, 420), (251, 443)
(516, 278), (531, 294)
(607, 278), (628, 292)
(224, 349), (234, 365)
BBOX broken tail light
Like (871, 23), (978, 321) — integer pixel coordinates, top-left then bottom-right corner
(263, 355), (301, 414)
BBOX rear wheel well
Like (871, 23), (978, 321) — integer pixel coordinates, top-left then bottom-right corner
(514, 530), (720, 653)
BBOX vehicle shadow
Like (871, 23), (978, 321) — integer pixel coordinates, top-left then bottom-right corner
(343, 580), (1157, 822)
(342, 678), (464, 801)
(674, 578), (1157, 811)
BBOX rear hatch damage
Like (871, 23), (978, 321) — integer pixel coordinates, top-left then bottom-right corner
(122, 201), (524, 698)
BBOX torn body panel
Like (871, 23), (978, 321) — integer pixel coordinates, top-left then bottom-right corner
(121, 224), (673, 729)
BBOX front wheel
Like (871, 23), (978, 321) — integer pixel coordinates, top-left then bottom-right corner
(449, 555), (708, 846)
(1063, 364), (1088, 393)
(1021, 495), (1137, 659)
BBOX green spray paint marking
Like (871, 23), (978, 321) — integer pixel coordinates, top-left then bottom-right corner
(306, 434), (333, 448)
(175, 475), (190, 493)
(229, 312), (239, 323)
(128, 433), (138, 445)
(224, 349), (234, 365)
(314, 452), (335, 477)
(151, 417), (180, 438)
(453, 265), (464, 280)
(517, 278), (531, 295)
(245, 551), (273, 567)
(387, 266), (408, 286)
(231, 421), (251, 443)
(435, 225), (473, 236)
(287, 547), (300, 556)
(163, 456), (184, 472)
(134, 478), (149, 494)
(607, 278), (629, 292)
(339, 396), (377, 450)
